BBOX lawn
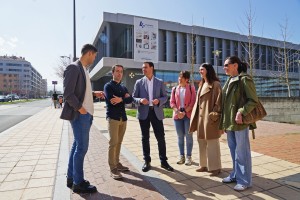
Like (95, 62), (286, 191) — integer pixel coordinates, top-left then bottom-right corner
(126, 108), (173, 118)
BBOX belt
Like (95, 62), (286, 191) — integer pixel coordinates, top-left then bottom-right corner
(149, 106), (154, 110)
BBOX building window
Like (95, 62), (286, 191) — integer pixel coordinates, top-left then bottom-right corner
(6, 63), (22, 67)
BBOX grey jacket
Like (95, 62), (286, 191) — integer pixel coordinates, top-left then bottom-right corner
(60, 60), (87, 120)
(132, 76), (167, 120)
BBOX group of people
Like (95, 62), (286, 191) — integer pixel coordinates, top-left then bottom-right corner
(60, 43), (259, 194)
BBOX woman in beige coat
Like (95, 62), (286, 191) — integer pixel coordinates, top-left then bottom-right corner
(190, 63), (222, 176)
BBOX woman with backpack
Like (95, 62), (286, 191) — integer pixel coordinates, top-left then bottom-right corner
(170, 71), (196, 166)
(219, 56), (259, 191)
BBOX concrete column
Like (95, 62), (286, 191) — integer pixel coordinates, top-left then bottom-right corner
(205, 37), (210, 63)
(238, 42), (242, 58)
(106, 23), (110, 57)
(266, 47), (269, 69)
(258, 45), (262, 69)
(187, 34), (192, 63)
(230, 40), (234, 56)
(222, 39), (226, 63)
(177, 32), (183, 63)
(196, 36), (201, 64)
(214, 38), (218, 66)
(166, 31), (174, 62)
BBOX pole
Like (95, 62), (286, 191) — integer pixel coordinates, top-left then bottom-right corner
(73, 0), (76, 62)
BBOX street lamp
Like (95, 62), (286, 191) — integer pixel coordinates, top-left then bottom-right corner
(73, 0), (76, 62)
(212, 50), (222, 75)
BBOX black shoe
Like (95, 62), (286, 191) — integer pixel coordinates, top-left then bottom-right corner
(68, 178), (90, 189)
(72, 180), (96, 193)
(142, 162), (151, 172)
(67, 178), (73, 189)
(161, 162), (174, 172)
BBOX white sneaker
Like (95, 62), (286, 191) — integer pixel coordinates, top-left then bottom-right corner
(222, 176), (236, 183)
(234, 184), (247, 191)
(185, 156), (192, 166)
(176, 155), (185, 164)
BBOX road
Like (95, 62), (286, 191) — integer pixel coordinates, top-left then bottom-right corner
(0, 99), (54, 133)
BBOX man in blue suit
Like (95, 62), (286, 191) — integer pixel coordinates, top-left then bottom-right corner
(133, 62), (174, 172)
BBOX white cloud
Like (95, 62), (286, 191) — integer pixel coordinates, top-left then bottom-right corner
(0, 37), (4, 46)
(0, 35), (19, 53)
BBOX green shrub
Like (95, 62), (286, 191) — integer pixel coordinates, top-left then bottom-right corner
(126, 108), (173, 118)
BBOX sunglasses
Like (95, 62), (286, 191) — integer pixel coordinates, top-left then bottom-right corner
(224, 63), (233, 67)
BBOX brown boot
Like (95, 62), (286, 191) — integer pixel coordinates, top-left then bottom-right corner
(196, 167), (208, 172)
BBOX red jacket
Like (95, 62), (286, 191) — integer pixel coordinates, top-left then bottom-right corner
(170, 84), (196, 119)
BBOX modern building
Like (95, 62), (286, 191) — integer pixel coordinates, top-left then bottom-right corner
(0, 55), (46, 98)
(90, 12), (300, 97)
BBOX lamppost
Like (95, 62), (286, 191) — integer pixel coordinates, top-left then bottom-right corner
(212, 50), (222, 75)
(73, 0), (76, 62)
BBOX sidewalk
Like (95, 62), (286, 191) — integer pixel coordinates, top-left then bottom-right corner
(0, 104), (299, 199)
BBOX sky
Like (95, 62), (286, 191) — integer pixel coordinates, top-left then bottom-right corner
(0, 0), (299, 92)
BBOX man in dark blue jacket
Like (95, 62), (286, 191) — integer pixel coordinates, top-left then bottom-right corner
(61, 44), (104, 193)
(104, 64), (133, 179)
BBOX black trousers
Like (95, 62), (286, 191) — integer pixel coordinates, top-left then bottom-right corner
(139, 109), (167, 163)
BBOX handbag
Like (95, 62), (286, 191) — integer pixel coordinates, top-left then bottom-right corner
(239, 77), (267, 124)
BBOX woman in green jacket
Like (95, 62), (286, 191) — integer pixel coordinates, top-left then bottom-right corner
(219, 56), (258, 191)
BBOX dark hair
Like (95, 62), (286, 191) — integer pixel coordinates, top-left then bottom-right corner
(112, 64), (124, 73)
(81, 44), (97, 55)
(144, 61), (154, 69)
(225, 56), (248, 73)
(199, 63), (220, 85)
(179, 71), (190, 81)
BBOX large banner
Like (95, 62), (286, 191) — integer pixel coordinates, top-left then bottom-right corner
(134, 17), (158, 63)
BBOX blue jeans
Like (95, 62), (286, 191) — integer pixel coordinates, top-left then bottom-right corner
(226, 128), (252, 187)
(67, 113), (93, 185)
(174, 116), (193, 156)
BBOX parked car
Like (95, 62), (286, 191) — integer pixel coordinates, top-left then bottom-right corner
(0, 95), (9, 102)
(6, 94), (19, 101)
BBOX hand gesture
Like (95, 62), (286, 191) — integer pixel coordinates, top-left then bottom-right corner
(152, 99), (160, 105)
(140, 98), (149, 105)
(110, 95), (122, 105)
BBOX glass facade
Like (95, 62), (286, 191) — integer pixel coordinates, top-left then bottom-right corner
(155, 70), (299, 97)
(94, 21), (300, 97)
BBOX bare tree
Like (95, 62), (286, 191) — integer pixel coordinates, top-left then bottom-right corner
(54, 57), (69, 80)
(273, 17), (299, 97)
(239, 0), (261, 77)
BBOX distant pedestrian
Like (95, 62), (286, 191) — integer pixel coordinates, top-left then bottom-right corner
(219, 56), (258, 191)
(190, 63), (222, 177)
(132, 61), (174, 172)
(52, 92), (58, 108)
(60, 44), (104, 194)
(58, 96), (63, 108)
(170, 71), (196, 166)
(104, 64), (133, 179)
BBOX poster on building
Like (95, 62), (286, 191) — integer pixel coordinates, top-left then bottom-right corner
(134, 17), (158, 63)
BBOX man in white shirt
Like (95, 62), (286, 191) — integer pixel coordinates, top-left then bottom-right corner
(132, 62), (174, 172)
(61, 44), (104, 193)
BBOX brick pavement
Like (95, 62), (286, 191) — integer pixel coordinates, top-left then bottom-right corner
(0, 103), (300, 200)
(69, 125), (166, 200)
